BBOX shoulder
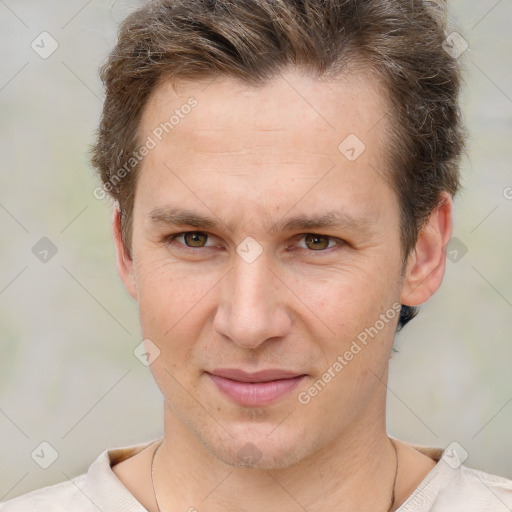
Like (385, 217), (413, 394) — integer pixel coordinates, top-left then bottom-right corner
(439, 465), (512, 510)
(0, 439), (159, 512)
(411, 465), (512, 511)
(397, 443), (512, 512)
(0, 474), (90, 512)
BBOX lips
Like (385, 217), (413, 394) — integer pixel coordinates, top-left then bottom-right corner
(206, 368), (307, 406)
(209, 368), (304, 382)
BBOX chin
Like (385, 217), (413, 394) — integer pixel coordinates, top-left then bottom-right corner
(200, 424), (316, 470)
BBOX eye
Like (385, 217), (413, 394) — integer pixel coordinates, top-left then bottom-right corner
(297, 233), (339, 251)
(172, 231), (213, 248)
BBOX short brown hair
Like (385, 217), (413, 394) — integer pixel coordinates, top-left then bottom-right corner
(91, 0), (465, 329)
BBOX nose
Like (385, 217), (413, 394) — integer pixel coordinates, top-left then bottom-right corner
(213, 253), (292, 349)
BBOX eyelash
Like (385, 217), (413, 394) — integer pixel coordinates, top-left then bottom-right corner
(164, 231), (345, 254)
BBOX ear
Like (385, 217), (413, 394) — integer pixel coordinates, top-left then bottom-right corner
(112, 205), (138, 300)
(400, 192), (453, 306)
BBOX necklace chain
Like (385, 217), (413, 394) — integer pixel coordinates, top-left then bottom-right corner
(388, 438), (399, 512)
(151, 438), (398, 512)
(151, 440), (162, 512)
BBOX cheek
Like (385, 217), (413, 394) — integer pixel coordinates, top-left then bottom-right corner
(297, 259), (402, 363)
(133, 253), (216, 337)
(134, 257), (216, 394)
(299, 254), (400, 321)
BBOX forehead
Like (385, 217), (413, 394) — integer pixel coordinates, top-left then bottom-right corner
(134, 68), (396, 232)
(141, 68), (389, 159)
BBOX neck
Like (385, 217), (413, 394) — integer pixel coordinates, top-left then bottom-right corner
(153, 400), (398, 512)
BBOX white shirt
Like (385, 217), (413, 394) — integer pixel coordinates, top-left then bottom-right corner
(2, 439), (512, 511)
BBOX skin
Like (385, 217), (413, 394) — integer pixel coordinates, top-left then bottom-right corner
(112, 68), (452, 512)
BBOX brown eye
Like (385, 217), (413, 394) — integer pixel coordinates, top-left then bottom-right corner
(183, 232), (208, 247)
(303, 234), (332, 251)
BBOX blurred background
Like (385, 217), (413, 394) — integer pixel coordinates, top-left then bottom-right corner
(0, 0), (511, 500)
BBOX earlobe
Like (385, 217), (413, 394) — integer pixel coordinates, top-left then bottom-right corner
(112, 206), (138, 300)
(400, 192), (453, 306)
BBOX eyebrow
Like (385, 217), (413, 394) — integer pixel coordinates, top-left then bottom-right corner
(147, 206), (376, 235)
(270, 211), (376, 235)
(149, 206), (220, 230)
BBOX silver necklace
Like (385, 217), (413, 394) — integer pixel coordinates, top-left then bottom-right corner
(151, 440), (163, 512)
(388, 438), (399, 511)
(151, 437), (398, 512)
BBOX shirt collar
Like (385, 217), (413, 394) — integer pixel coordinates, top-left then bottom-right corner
(87, 438), (160, 511)
(86, 438), (458, 512)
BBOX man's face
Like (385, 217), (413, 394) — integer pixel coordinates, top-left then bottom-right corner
(123, 69), (407, 468)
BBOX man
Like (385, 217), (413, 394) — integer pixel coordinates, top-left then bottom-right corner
(3, 0), (511, 511)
